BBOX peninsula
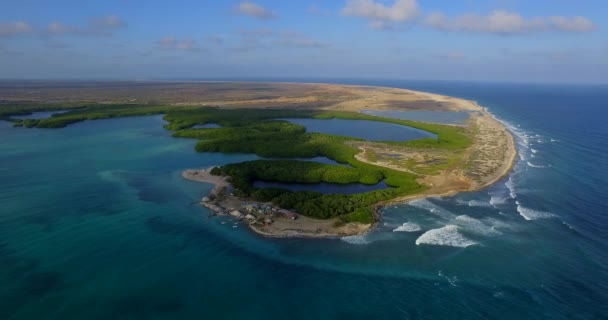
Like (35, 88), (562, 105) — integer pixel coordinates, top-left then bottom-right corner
(1, 81), (515, 238)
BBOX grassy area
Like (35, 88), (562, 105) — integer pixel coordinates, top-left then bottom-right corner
(3, 104), (472, 223)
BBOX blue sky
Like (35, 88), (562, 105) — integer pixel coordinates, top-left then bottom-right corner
(0, 0), (606, 83)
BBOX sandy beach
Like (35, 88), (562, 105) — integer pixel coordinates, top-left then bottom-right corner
(182, 168), (229, 196)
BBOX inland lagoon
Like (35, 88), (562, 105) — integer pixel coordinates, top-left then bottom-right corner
(277, 117), (437, 141)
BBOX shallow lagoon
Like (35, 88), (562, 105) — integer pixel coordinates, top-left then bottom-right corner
(361, 110), (469, 125)
(11, 110), (70, 120)
(279, 118), (436, 142)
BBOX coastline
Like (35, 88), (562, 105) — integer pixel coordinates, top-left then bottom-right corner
(181, 84), (517, 239)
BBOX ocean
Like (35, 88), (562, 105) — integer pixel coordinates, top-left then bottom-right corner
(0, 81), (606, 319)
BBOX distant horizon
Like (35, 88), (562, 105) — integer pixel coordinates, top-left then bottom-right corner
(0, 77), (606, 86)
(1, 1), (606, 83)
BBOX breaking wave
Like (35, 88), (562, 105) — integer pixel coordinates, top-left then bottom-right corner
(415, 225), (477, 248)
(341, 235), (371, 245)
(455, 215), (501, 235)
(489, 195), (508, 206)
(468, 200), (493, 207)
(527, 161), (548, 168)
(505, 177), (517, 199)
(516, 204), (555, 221)
(408, 199), (454, 220)
(393, 222), (421, 232)
(455, 199), (493, 207)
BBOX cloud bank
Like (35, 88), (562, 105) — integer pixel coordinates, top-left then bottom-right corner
(340, 0), (595, 35)
(341, 0), (419, 29)
(424, 10), (595, 35)
(46, 15), (127, 36)
(0, 21), (34, 37)
(158, 37), (200, 52)
(235, 1), (277, 20)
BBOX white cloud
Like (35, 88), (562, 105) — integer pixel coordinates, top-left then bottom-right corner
(0, 21), (34, 37)
(424, 10), (595, 35)
(549, 16), (595, 32)
(341, 0), (419, 29)
(45, 15), (127, 36)
(90, 15), (127, 29)
(158, 37), (200, 52)
(158, 36), (177, 48)
(235, 1), (277, 20)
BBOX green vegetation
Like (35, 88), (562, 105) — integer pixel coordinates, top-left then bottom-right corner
(210, 160), (420, 222)
(3, 104), (472, 223)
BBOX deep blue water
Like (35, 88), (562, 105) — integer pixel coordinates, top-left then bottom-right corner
(279, 117), (436, 141)
(1, 81), (607, 319)
(253, 180), (390, 195)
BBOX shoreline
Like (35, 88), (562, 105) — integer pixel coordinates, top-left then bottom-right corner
(181, 84), (517, 239)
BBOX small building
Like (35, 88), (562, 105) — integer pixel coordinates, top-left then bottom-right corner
(243, 204), (259, 212)
(278, 209), (297, 220)
(229, 210), (244, 218)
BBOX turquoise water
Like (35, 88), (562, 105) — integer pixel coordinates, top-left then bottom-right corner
(252, 180), (390, 194)
(279, 117), (436, 141)
(361, 109), (469, 125)
(1, 81), (607, 319)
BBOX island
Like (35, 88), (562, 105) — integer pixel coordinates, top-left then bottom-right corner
(0, 81), (515, 238)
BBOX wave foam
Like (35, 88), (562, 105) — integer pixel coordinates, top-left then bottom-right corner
(408, 199), (454, 220)
(505, 177), (516, 199)
(489, 195), (508, 206)
(455, 215), (501, 235)
(516, 205), (555, 221)
(340, 235), (371, 245)
(415, 225), (477, 248)
(527, 161), (547, 168)
(455, 199), (492, 207)
(393, 222), (421, 232)
(438, 270), (459, 287)
(468, 200), (493, 207)
(531, 148), (538, 154)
